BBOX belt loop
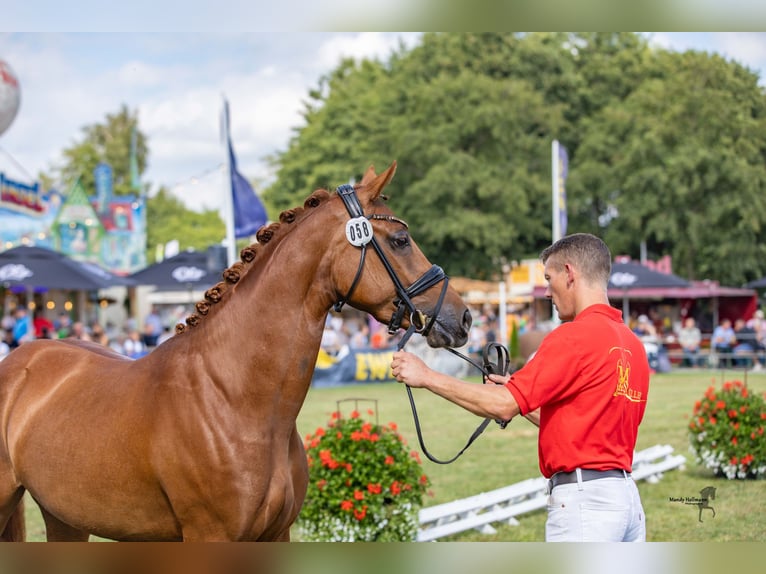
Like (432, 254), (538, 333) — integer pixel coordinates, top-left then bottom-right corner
(622, 469), (629, 481)
(575, 468), (584, 491)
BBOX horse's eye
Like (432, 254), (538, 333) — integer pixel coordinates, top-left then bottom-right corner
(391, 232), (410, 250)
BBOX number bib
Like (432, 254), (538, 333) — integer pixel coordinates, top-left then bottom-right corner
(345, 217), (373, 246)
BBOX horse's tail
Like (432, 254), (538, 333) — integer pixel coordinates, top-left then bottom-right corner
(1, 499), (26, 541)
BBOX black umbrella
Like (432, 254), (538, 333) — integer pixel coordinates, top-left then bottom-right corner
(0, 245), (133, 290)
(609, 261), (690, 290)
(608, 261), (690, 320)
(128, 250), (222, 290)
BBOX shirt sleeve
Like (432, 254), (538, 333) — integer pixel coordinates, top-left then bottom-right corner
(503, 324), (583, 414)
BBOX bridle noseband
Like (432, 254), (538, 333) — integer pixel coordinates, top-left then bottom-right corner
(333, 184), (449, 343)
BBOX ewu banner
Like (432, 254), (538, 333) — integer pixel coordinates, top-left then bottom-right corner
(311, 348), (396, 387)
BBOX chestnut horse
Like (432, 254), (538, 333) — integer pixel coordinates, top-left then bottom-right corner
(0, 163), (471, 541)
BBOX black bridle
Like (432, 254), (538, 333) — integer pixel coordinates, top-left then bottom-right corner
(333, 183), (510, 465)
(333, 184), (449, 339)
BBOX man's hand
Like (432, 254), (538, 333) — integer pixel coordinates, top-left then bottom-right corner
(391, 351), (432, 388)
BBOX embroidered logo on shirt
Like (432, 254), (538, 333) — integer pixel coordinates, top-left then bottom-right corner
(609, 346), (645, 402)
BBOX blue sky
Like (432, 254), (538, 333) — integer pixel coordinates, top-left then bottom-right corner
(1, 32), (766, 215)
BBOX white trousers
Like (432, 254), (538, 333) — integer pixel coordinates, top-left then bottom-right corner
(545, 472), (646, 542)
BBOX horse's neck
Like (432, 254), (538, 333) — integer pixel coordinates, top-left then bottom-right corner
(161, 216), (336, 419)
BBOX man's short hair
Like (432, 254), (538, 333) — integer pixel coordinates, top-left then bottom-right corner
(540, 233), (612, 288)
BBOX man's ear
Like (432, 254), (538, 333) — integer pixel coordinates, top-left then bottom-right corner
(564, 263), (576, 286)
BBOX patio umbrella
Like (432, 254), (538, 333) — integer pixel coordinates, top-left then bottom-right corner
(0, 245), (133, 291)
(128, 250), (222, 291)
(745, 276), (766, 289)
(608, 261), (690, 320)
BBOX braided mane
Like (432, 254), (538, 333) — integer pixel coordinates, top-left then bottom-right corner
(174, 188), (332, 334)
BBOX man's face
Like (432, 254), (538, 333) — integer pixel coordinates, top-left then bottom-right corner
(544, 257), (575, 322)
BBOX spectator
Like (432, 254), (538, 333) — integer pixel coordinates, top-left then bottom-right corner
(90, 322), (110, 347)
(677, 317), (702, 368)
(123, 330), (147, 359)
(55, 312), (72, 339)
(733, 318), (758, 368)
(142, 306), (163, 347)
(33, 310), (55, 339)
(68, 322), (92, 341)
(11, 307), (34, 346)
(711, 318), (737, 367)
(0, 329), (11, 360)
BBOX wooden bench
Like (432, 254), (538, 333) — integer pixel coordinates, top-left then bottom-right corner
(416, 444), (686, 542)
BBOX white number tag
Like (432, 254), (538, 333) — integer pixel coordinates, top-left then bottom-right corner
(345, 217), (373, 246)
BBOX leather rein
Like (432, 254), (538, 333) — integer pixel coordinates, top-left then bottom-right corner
(333, 184), (511, 465)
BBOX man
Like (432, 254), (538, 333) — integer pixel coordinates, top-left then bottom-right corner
(391, 233), (649, 542)
(677, 317), (702, 368)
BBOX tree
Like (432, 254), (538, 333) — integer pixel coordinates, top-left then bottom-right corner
(144, 188), (225, 264)
(52, 104), (148, 197)
(264, 32), (766, 286)
(574, 49), (766, 284)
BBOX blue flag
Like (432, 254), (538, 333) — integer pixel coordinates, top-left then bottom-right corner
(224, 101), (268, 238)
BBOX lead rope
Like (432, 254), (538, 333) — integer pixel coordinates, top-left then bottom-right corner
(398, 332), (512, 465)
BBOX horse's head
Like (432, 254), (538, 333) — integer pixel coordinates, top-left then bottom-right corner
(330, 162), (471, 348)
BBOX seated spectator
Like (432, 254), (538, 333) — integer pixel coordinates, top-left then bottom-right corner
(677, 317), (702, 368)
(123, 330), (148, 359)
(711, 318), (737, 367)
(733, 318), (759, 368)
(633, 315), (658, 341)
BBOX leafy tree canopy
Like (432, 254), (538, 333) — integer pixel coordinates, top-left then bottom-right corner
(264, 32), (766, 286)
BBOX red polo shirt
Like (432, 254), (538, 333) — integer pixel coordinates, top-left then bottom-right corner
(505, 304), (649, 478)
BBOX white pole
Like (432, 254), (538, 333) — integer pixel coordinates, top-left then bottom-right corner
(222, 96), (237, 267)
(551, 139), (561, 243)
(550, 139), (561, 325)
(498, 281), (508, 348)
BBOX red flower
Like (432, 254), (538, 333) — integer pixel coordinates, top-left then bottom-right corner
(353, 505), (368, 521)
(419, 474), (428, 485)
(741, 387), (749, 398)
(331, 411), (341, 420)
(345, 463), (353, 473)
(709, 417), (717, 425)
(367, 483), (382, 494)
(315, 427), (325, 437)
(340, 500), (354, 511)
(728, 409), (737, 419)
(388, 422), (398, 431)
(730, 456), (738, 465)
(741, 406), (748, 414)
(761, 413), (766, 420)
(384, 455), (395, 465)
(731, 436), (738, 445)
(353, 489), (365, 500)
(350, 410), (360, 419)
(716, 400), (726, 410)
(317, 479), (327, 491)
(350, 431), (363, 441)
(390, 481), (402, 495)
(369, 433), (380, 442)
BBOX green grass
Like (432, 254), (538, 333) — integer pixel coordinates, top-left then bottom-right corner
(21, 369), (766, 541)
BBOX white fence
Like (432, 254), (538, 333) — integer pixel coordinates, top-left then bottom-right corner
(416, 443), (686, 542)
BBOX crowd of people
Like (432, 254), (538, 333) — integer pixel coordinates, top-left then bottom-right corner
(629, 309), (766, 370)
(0, 304), (175, 362)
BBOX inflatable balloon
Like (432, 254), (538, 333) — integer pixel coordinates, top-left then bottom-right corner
(0, 59), (21, 137)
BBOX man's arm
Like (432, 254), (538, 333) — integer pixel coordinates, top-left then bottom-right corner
(391, 351), (521, 422)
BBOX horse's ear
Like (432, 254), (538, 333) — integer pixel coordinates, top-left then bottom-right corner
(360, 161), (397, 201)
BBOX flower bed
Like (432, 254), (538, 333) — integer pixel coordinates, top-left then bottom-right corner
(296, 407), (431, 541)
(688, 379), (766, 479)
